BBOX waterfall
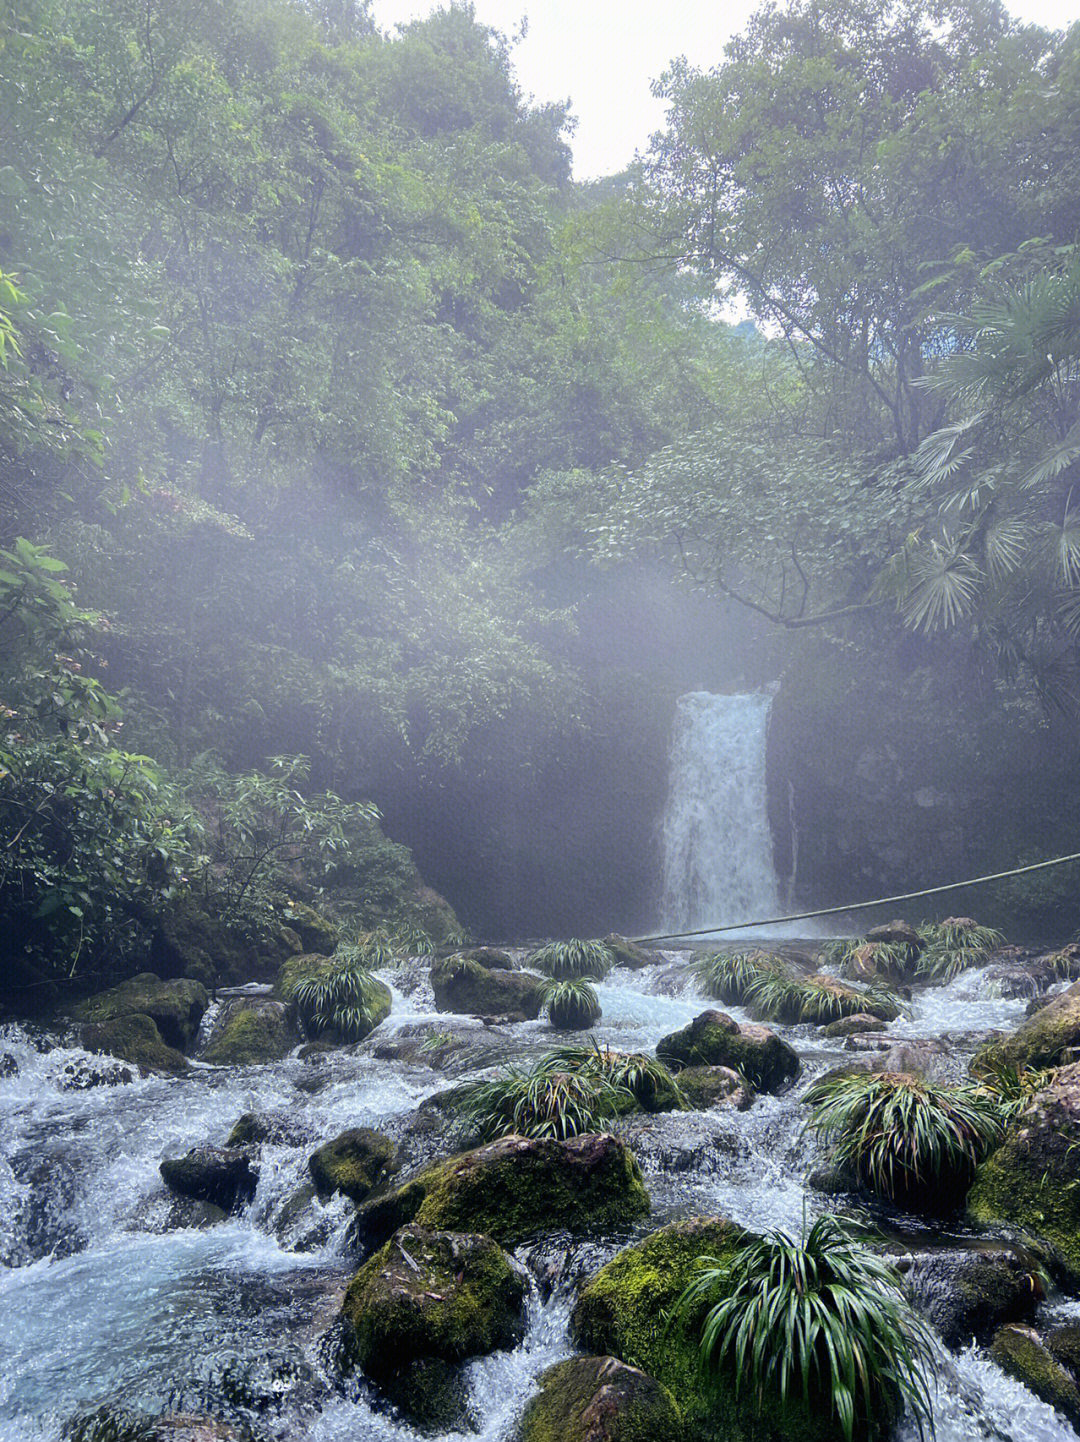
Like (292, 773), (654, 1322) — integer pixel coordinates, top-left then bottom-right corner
(660, 691), (787, 937)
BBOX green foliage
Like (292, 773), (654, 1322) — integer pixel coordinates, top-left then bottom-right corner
(915, 918), (1005, 981)
(806, 1070), (1006, 1208)
(969, 1053), (1056, 1121)
(673, 1215), (936, 1442)
(539, 975), (601, 1029)
(290, 956), (388, 1041)
(454, 1054), (624, 1141)
(529, 938), (614, 980)
(694, 949), (786, 1004)
(746, 972), (902, 1025)
(544, 1040), (687, 1112)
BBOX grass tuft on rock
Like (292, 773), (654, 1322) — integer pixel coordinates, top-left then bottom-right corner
(915, 917), (1004, 982)
(454, 1055), (624, 1141)
(539, 975), (601, 1029)
(529, 938), (614, 980)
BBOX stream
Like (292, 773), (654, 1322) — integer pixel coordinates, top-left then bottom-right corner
(0, 955), (1075, 1442)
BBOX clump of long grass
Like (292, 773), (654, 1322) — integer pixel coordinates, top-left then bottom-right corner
(805, 1069), (1005, 1208)
(291, 957), (386, 1040)
(694, 949), (789, 1004)
(746, 971), (902, 1025)
(545, 1039), (686, 1111)
(915, 917), (1004, 982)
(673, 1214), (936, 1442)
(529, 938), (614, 980)
(969, 1053), (1056, 1121)
(539, 975), (601, 1029)
(453, 1055), (624, 1141)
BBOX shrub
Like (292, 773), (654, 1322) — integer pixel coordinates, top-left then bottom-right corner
(529, 938), (614, 980)
(915, 917), (1005, 982)
(540, 975), (601, 1029)
(545, 1040), (686, 1111)
(454, 1055), (624, 1140)
(291, 957), (388, 1040)
(805, 1070), (1006, 1208)
(673, 1214), (936, 1442)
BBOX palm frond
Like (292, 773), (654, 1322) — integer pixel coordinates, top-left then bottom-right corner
(899, 540), (982, 633)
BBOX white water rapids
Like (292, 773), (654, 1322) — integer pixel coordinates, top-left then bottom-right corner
(0, 961), (1075, 1441)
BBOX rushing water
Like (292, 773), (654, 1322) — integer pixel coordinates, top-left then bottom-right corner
(0, 959), (1076, 1442)
(660, 692), (798, 938)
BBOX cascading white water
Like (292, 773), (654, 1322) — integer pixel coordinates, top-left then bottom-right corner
(660, 691), (786, 936)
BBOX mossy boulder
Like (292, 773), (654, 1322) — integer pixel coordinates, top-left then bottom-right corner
(280, 900), (339, 954)
(275, 953), (392, 1043)
(823, 1013), (885, 1039)
(676, 1065), (754, 1111)
(977, 980), (1080, 1070)
(160, 1146), (258, 1212)
(967, 1061), (1080, 1284)
(604, 935), (659, 970)
(352, 1133), (649, 1255)
(521, 1355), (683, 1442)
(903, 1245), (1042, 1347)
(455, 946), (516, 969)
(656, 1011), (799, 1092)
(990, 1325), (1080, 1425)
(200, 999), (298, 1065)
(431, 955), (543, 1020)
(572, 1217), (841, 1442)
(547, 985), (602, 1030)
(70, 974), (208, 1050)
(308, 1127), (395, 1203)
(340, 1224), (526, 1429)
(151, 896), (299, 987)
(225, 1111), (308, 1149)
(80, 1012), (188, 1075)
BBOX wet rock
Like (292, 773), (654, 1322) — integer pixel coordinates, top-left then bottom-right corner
(54, 1056), (133, 1090)
(69, 973), (208, 1050)
(667, 1064), (752, 1111)
(968, 1061), (1080, 1284)
(152, 893), (299, 988)
(1046, 1324), (1080, 1384)
(430, 954), (543, 1020)
(308, 1127), (396, 1203)
(147, 1419), (243, 1442)
(200, 998), (298, 1065)
(130, 1191), (228, 1233)
(824, 1013), (886, 1038)
(351, 1133), (649, 1256)
(65, 1411), (243, 1442)
(866, 920), (923, 951)
(0, 1051), (19, 1077)
(656, 1010), (799, 1092)
(520, 1355), (683, 1442)
(984, 950), (1058, 999)
(980, 979), (1080, 1069)
(572, 1216), (836, 1442)
(340, 1225), (527, 1429)
(901, 1244), (1043, 1346)
(371, 1022), (473, 1067)
(454, 946), (516, 969)
(615, 1112), (741, 1174)
(160, 1145), (258, 1212)
(281, 899), (339, 954)
(225, 1110), (309, 1149)
(603, 934), (661, 970)
(80, 1012), (188, 1075)
(990, 1325), (1080, 1425)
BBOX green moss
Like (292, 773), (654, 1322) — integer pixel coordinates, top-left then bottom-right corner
(990, 1326), (1080, 1424)
(70, 974), (208, 1050)
(201, 1002), (296, 1065)
(308, 1128), (395, 1203)
(604, 935), (656, 970)
(572, 1218), (845, 1442)
(520, 1356), (683, 1442)
(430, 956), (543, 1019)
(80, 1012), (188, 1074)
(677, 1066), (752, 1110)
(976, 981), (1080, 1070)
(656, 1012), (799, 1093)
(354, 1134), (650, 1253)
(152, 896), (298, 988)
(281, 900), (339, 954)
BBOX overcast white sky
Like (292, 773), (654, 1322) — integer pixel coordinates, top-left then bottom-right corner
(370, 0), (1080, 178)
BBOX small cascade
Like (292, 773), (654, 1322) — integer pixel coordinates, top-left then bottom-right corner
(660, 691), (788, 937)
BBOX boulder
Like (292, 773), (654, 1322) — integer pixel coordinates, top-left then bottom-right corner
(572, 1217), (836, 1442)
(979, 980), (1080, 1069)
(53, 1056), (134, 1090)
(989, 1325), (1080, 1426)
(823, 1013), (886, 1038)
(80, 1013), (188, 1075)
(865, 920), (923, 951)
(520, 1355), (683, 1442)
(351, 1133), (649, 1255)
(276, 954), (392, 1043)
(656, 1011), (799, 1092)
(200, 998), (298, 1065)
(70, 974), (208, 1050)
(968, 1061), (1080, 1284)
(603, 935), (660, 970)
(430, 955), (543, 1020)
(280, 899), (339, 954)
(546, 984), (601, 1030)
(1047, 1324), (1080, 1384)
(308, 1127), (395, 1203)
(151, 895), (299, 987)
(340, 1225), (526, 1428)
(159, 1145), (258, 1212)
(454, 946), (516, 970)
(841, 943), (913, 985)
(901, 1245), (1042, 1347)
(675, 1065), (754, 1111)
(225, 1110), (309, 1149)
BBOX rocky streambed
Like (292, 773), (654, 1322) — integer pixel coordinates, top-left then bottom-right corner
(1, 949), (1079, 1441)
